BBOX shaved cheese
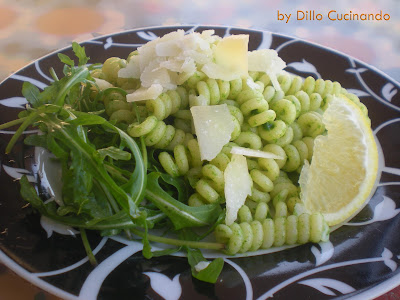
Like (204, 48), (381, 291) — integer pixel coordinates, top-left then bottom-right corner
(119, 29), (223, 101)
(118, 31), (287, 102)
(141, 61), (172, 88)
(160, 58), (196, 74)
(194, 261), (210, 272)
(230, 146), (283, 159)
(248, 49), (286, 91)
(94, 78), (114, 90)
(182, 49), (211, 65)
(245, 77), (263, 92)
(201, 62), (242, 81)
(199, 29), (221, 44)
(224, 154), (253, 226)
(156, 39), (181, 57)
(118, 55), (140, 78)
(191, 104), (234, 161)
(126, 84), (163, 102)
(214, 34), (249, 77)
(248, 49), (286, 73)
(189, 94), (209, 107)
(268, 73), (282, 92)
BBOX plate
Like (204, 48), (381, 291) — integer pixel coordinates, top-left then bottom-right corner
(0, 25), (400, 300)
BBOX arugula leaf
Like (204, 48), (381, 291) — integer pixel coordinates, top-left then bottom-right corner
(67, 113), (106, 126)
(147, 149), (163, 172)
(140, 213), (153, 259)
(54, 66), (89, 106)
(21, 82), (41, 108)
(187, 248), (224, 283)
(24, 134), (47, 149)
(40, 77), (70, 106)
(80, 228), (97, 265)
(114, 128), (147, 209)
(159, 173), (189, 203)
(145, 172), (222, 230)
(56, 118), (145, 218)
(20, 175), (46, 210)
(148, 247), (181, 258)
(46, 134), (69, 160)
(20, 175), (143, 231)
(5, 111), (39, 154)
(72, 42), (89, 66)
(6, 40), (228, 286)
(58, 53), (75, 67)
(16, 103), (147, 222)
(61, 140), (94, 213)
(98, 146), (131, 161)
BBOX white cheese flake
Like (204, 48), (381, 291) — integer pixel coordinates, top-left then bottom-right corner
(141, 61), (172, 89)
(118, 55), (140, 79)
(126, 84), (163, 102)
(93, 78), (114, 90)
(190, 104), (234, 161)
(224, 154), (253, 226)
(248, 49), (286, 73)
(119, 29), (224, 101)
(214, 34), (249, 78)
(248, 49), (286, 91)
(189, 94), (209, 107)
(201, 62), (242, 81)
(194, 261), (211, 272)
(230, 146), (283, 159)
(118, 31), (289, 108)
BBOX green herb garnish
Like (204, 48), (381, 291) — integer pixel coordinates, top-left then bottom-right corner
(2, 42), (224, 284)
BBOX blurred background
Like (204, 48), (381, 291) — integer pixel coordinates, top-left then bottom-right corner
(0, 0), (399, 299)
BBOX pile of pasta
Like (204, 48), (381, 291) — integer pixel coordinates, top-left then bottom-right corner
(90, 31), (368, 255)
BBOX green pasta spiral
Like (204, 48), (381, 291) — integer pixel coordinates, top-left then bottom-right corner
(297, 111), (325, 138)
(158, 139), (202, 177)
(279, 137), (315, 173)
(277, 73), (303, 95)
(236, 87), (276, 127)
(249, 71), (273, 87)
(103, 90), (137, 124)
(270, 98), (297, 125)
(302, 76), (342, 98)
(146, 87), (189, 121)
(102, 57), (127, 85)
(194, 164), (225, 203)
(190, 145), (234, 204)
(262, 85), (285, 103)
(271, 178), (299, 206)
(257, 120), (288, 144)
(215, 212), (329, 254)
(238, 202), (270, 223)
(233, 131), (263, 150)
(127, 116), (189, 149)
(184, 71), (207, 89)
(188, 78), (231, 106)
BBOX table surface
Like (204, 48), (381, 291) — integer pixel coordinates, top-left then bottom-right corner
(0, 0), (399, 299)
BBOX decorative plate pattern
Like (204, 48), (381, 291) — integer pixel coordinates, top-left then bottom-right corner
(0, 25), (399, 300)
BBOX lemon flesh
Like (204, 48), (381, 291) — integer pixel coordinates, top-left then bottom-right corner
(299, 95), (378, 226)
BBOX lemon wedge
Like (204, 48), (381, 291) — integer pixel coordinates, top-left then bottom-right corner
(299, 95), (379, 226)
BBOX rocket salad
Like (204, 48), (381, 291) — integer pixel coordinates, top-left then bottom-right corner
(1, 43), (225, 283)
